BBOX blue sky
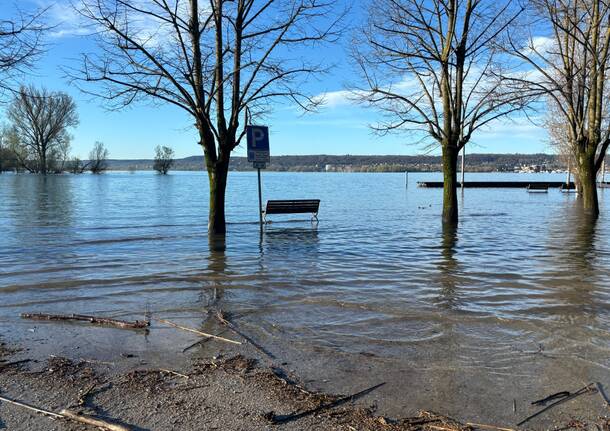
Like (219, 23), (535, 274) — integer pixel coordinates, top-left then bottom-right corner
(3, 1), (551, 159)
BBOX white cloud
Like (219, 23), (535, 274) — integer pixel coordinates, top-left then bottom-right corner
(313, 90), (356, 107)
(522, 36), (556, 56)
(313, 75), (421, 109)
(35, 0), (210, 42)
(33, 1), (91, 38)
(477, 116), (547, 140)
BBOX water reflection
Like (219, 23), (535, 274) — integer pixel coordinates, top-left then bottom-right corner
(262, 227), (320, 258)
(543, 205), (601, 320)
(435, 223), (460, 308)
(564, 209), (598, 277)
(203, 235), (228, 307)
(11, 175), (74, 228)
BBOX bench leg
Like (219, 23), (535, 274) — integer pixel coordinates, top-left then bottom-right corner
(311, 212), (319, 222)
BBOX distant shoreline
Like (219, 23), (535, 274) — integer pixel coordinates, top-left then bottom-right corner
(98, 153), (565, 173)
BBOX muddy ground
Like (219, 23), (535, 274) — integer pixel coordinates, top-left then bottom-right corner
(0, 326), (609, 431)
(0, 343), (455, 431)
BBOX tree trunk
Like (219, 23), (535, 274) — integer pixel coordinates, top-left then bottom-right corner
(207, 156), (230, 236)
(577, 153), (599, 217)
(442, 144), (459, 224)
(40, 152), (47, 175)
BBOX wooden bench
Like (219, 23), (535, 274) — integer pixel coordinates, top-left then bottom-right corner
(527, 183), (548, 193)
(263, 199), (320, 223)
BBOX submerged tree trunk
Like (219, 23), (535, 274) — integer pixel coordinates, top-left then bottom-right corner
(40, 151), (47, 175)
(442, 144), (459, 224)
(577, 152), (599, 217)
(207, 155), (230, 236)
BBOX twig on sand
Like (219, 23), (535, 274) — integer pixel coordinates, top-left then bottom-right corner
(0, 393), (131, 431)
(159, 369), (189, 379)
(182, 339), (205, 353)
(531, 391), (570, 406)
(270, 367), (313, 396)
(0, 394), (63, 419)
(182, 328), (233, 352)
(268, 382), (386, 424)
(77, 383), (97, 407)
(595, 382), (610, 408)
(517, 384), (595, 427)
(158, 319), (241, 345)
(214, 310), (275, 359)
(20, 313), (149, 330)
(80, 358), (115, 366)
(0, 359), (31, 369)
(60, 409), (131, 431)
(466, 422), (516, 431)
(417, 412), (515, 431)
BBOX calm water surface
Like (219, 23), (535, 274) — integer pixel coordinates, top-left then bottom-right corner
(1, 171), (609, 423)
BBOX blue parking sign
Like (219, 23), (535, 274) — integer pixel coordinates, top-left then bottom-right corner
(247, 126), (270, 163)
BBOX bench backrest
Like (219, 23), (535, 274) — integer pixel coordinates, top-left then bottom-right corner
(265, 199), (320, 214)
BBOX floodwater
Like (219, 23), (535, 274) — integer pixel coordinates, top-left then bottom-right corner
(1, 171), (609, 426)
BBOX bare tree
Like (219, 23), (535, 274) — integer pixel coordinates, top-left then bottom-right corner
(154, 145), (175, 174)
(89, 141), (109, 174)
(72, 0), (342, 236)
(355, 0), (525, 223)
(67, 156), (89, 174)
(7, 86), (79, 174)
(0, 126), (19, 172)
(0, 7), (47, 97)
(508, 0), (610, 218)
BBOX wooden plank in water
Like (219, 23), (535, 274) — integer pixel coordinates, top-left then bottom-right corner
(417, 181), (575, 189)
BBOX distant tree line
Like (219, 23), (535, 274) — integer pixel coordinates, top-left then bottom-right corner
(229, 154), (562, 173)
(97, 153), (562, 173)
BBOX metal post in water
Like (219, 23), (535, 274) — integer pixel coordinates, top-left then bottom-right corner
(460, 146), (465, 189)
(257, 168), (263, 230)
(405, 171), (408, 188)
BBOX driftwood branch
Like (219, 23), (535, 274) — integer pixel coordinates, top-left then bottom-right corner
(0, 393), (132, 430)
(0, 359), (31, 370)
(465, 422), (516, 431)
(59, 409), (131, 431)
(517, 384), (595, 426)
(20, 313), (149, 329)
(159, 369), (189, 379)
(77, 383), (97, 407)
(158, 318), (241, 345)
(0, 394), (63, 418)
(214, 310), (274, 359)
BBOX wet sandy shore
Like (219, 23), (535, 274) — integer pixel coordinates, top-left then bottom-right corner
(0, 322), (609, 431)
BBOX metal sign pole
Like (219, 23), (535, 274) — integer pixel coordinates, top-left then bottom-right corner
(257, 167), (263, 230)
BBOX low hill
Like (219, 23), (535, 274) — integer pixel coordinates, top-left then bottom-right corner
(106, 153), (564, 173)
